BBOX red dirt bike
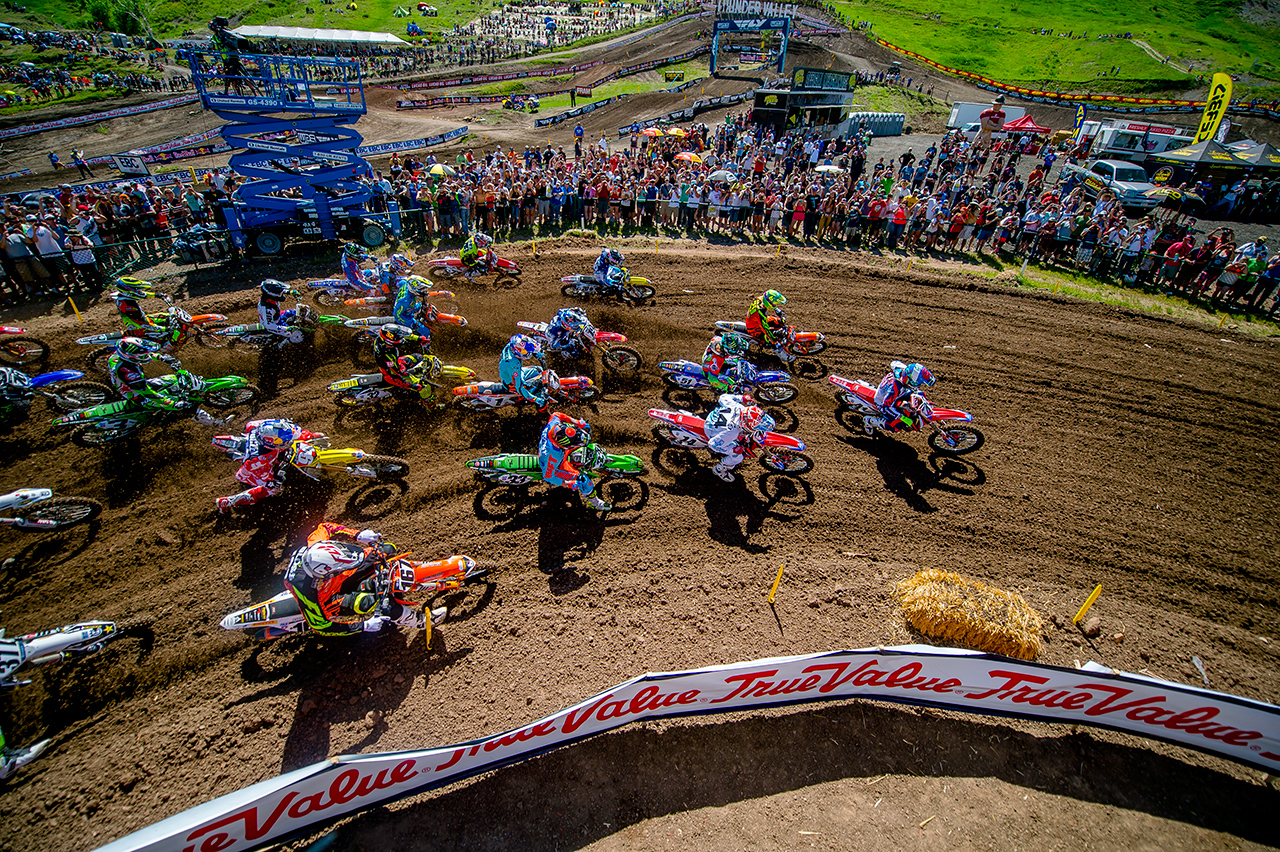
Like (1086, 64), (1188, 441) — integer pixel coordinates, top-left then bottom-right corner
(426, 251), (521, 284)
(648, 407), (813, 475)
(713, 315), (827, 361)
(76, 303), (229, 373)
(0, 326), (50, 367)
(828, 374), (985, 456)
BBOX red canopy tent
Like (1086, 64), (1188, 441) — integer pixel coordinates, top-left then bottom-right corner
(1003, 114), (1052, 134)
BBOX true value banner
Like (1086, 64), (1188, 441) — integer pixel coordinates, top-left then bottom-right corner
(95, 645), (1280, 852)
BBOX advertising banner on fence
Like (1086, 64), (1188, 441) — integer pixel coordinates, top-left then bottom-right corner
(0, 94), (201, 140)
(575, 85), (594, 97)
(98, 645), (1280, 852)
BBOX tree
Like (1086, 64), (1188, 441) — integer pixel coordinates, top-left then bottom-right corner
(106, 0), (159, 42)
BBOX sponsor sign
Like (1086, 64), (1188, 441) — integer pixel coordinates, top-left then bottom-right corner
(0, 94), (200, 141)
(111, 154), (150, 176)
(715, 0), (796, 17)
(664, 71), (685, 82)
(94, 645), (1280, 852)
(1152, 166), (1174, 184)
(714, 17), (789, 31)
(0, 168), (32, 180)
(1194, 72), (1233, 144)
(575, 85), (594, 97)
(792, 67), (856, 92)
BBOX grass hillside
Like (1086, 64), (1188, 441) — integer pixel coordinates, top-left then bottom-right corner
(833, 0), (1280, 99)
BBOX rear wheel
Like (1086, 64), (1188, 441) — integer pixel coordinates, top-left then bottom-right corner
(87, 345), (116, 374)
(0, 336), (50, 366)
(561, 282), (593, 299)
(335, 388), (376, 408)
(754, 382), (798, 405)
(571, 385), (601, 403)
(14, 496), (102, 530)
(72, 420), (140, 447)
(457, 396), (496, 411)
(601, 345), (642, 374)
(927, 425), (985, 456)
(351, 454), (410, 480)
(427, 265), (462, 283)
(760, 449), (813, 475)
(49, 381), (114, 412)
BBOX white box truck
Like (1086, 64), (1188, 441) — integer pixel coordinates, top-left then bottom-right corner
(947, 101), (1026, 129)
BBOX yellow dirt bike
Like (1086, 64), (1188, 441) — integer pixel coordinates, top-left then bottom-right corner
(211, 434), (410, 481)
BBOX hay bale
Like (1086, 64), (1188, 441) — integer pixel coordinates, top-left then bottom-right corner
(896, 569), (1043, 660)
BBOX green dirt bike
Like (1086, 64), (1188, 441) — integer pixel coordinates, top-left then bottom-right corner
(53, 369), (261, 447)
(466, 444), (644, 486)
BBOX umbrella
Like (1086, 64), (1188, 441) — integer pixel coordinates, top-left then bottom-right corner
(640, 127), (664, 137)
(674, 152), (702, 164)
(1143, 187), (1204, 203)
(666, 128), (688, 138)
(815, 164), (845, 174)
(708, 169), (735, 182)
(426, 164), (456, 177)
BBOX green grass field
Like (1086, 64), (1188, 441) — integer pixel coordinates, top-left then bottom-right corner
(0, 44), (161, 116)
(832, 0), (1280, 99)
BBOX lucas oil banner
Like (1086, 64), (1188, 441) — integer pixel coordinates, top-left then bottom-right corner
(95, 645), (1280, 852)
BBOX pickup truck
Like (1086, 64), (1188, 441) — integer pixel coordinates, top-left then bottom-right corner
(1061, 159), (1161, 212)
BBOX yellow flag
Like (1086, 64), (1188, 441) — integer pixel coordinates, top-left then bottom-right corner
(1193, 72), (1233, 144)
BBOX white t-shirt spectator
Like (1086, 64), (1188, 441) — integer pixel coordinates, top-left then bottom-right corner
(32, 223), (63, 257)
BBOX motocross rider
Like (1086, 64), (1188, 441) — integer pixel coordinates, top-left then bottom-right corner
(499, 333), (550, 410)
(340, 242), (374, 292)
(258, 279), (304, 345)
(107, 337), (219, 426)
(112, 276), (161, 334)
(863, 360), (936, 435)
(460, 232), (495, 274)
(595, 248), (624, 284)
(538, 411), (611, 511)
(745, 289), (790, 360)
(0, 367), (34, 425)
(546, 307), (592, 357)
(373, 324), (447, 406)
(392, 277), (439, 347)
(215, 418), (316, 512)
(380, 253), (415, 296)
(702, 332), (751, 393)
(283, 523), (444, 636)
(704, 393), (774, 482)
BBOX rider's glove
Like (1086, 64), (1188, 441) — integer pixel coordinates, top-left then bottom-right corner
(361, 616), (390, 633)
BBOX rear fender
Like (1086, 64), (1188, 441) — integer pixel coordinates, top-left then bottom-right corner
(53, 399), (133, 425)
(648, 408), (708, 437)
(191, 313), (228, 324)
(516, 321), (547, 334)
(313, 448), (367, 466)
(3, 488), (53, 508)
(345, 296), (388, 306)
(430, 257), (462, 267)
(31, 369), (85, 387)
(219, 592), (301, 631)
(715, 320), (748, 333)
(0, 326), (27, 334)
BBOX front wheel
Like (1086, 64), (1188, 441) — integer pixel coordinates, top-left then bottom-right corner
(72, 420), (140, 447)
(760, 449), (813, 475)
(626, 284), (656, 304)
(753, 381), (798, 405)
(204, 384), (261, 410)
(791, 337), (827, 356)
(87, 345), (116, 374)
(351, 454), (410, 480)
(0, 336), (50, 366)
(927, 425), (985, 456)
(194, 324), (230, 348)
(601, 345), (642, 374)
(14, 496), (103, 530)
(48, 381), (114, 412)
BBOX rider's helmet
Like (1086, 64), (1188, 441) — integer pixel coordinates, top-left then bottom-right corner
(296, 540), (365, 580)
(720, 333), (749, 357)
(344, 242), (368, 260)
(561, 307), (589, 331)
(572, 442), (608, 470)
(549, 414), (591, 449)
(510, 334), (540, 358)
(604, 247), (624, 266)
(388, 253), (415, 276)
(892, 361), (935, 389)
(606, 266), (628, 288)
(741, 403), (775, 441)
(356, 529), (382, 546)
(473, 232), (493, 248)
(260, 278), (289, 301)
(377, 323), (414, 347)
(255, 418), (303, 450)
(0, 367), (33, 409)
(113, 276), (155, 301)
(116, 337), (159, 364)
(762, 289), (786, 310)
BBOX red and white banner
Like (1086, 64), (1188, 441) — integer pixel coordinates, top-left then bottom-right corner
(94, 645), (1280, 852)
(0, 95), (200, 141)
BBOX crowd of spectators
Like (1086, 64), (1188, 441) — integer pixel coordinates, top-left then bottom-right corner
(0, 26), (175, 107)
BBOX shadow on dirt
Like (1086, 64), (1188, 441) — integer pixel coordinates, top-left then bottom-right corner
(834, 434), (986, 513)
(222, 480), (333, 595)
(317, 699), (1278, 850)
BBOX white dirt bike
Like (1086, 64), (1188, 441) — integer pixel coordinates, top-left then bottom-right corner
(0, 489), (102, 532)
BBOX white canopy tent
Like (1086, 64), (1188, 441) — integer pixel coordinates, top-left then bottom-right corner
(229, 25), (408, 45)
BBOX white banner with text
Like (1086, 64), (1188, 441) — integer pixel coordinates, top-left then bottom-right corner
(96, 645), (1280, 852)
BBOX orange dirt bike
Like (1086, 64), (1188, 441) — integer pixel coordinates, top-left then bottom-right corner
(713, 314), (827, 361)
(0, 325), (50, 367)
(452, 368), (598, 411)
(76, 301), (229, 373)
(219, 546), (486, 641)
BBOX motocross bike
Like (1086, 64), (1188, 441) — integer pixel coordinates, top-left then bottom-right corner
(53, 368), (261, 447)
(516, 319), (642, 375)
(1, 618), (145, 688)
(0, 369), (115, 426)
(211, 433), (410, 481)
(327, 358), (477, 408)
(343, 305), (468, 367)
(658, 357), (797, 404)
(220, 548), (484, 641)
(828, 374), (985, 456)
(305, 263), (396, 307)
(0, 326), (50, 367)
(426, 251), (522, 284)
(560, 269), (656, 306)
(0, 488), (102, 532)
(467, 443), (644, 486)
(648, 408), (813, 475)
(77, 301), (228, 373)
(713, 315), (827, 360)
(452, 368), (598, 411)
(215, 304), (351, 349)
(339, 277), (462, 316)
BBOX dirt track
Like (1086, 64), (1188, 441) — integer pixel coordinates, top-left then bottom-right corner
(0, 238), (1277, 851)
